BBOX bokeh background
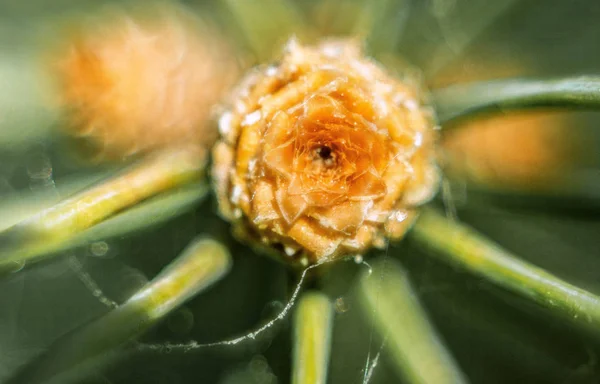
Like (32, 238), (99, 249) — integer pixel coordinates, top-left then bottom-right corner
(1, 0), (600, 383)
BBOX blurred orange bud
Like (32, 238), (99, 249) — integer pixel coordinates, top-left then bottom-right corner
(442, 112), (580, 190)
(434, 58), (583, 191)
(49, 3), (239, 162)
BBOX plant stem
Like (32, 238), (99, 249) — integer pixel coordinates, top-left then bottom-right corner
(7, 238), (231, 384)
(0, 148), (205, 272)
(72, 182), (208, 245)
(358, 258), (467, 384)
(292, 291), (333, 384)
(410, 208), (600, 333)
(0, 171), (112, 232)
(433, 76), (600, 124)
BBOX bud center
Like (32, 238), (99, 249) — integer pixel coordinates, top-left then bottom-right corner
(312, 145), (337, 170)
(317, 145), (332, 160)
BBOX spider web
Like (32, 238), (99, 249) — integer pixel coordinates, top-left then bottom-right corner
(136, 260), (329, 352)
(26, 145), (119, 309)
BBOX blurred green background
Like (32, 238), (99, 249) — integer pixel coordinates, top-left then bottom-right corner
(1, 0), (600, 383)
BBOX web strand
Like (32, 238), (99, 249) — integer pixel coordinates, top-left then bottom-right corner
(136, 261), (327, 352)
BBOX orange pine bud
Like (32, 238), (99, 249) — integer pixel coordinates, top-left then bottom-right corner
(213, 39), (440, 265)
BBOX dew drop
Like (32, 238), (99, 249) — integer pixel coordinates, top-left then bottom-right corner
(335, 297), (350, 313)
(90, 241), (109, 257)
